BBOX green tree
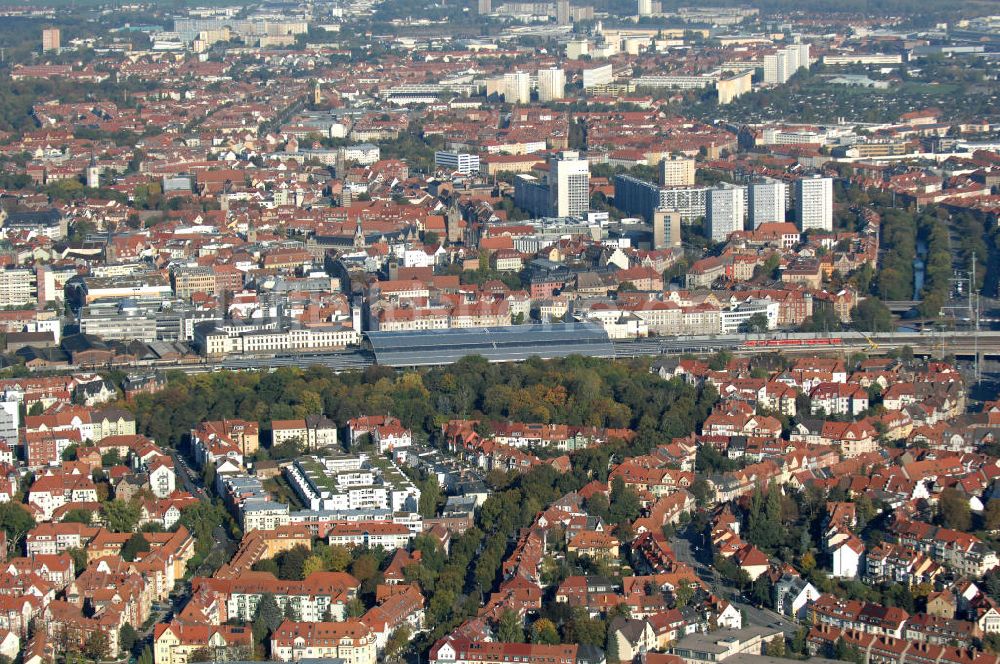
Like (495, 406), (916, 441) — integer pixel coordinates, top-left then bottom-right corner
(674, 581), (694, 608)
(350, 553), (378, 582)
(606, 623), (621, 664)
(383, 625), (412, 662)
(608, 476), (641, 527)
(119, 623), (139, 656)
(765, 636), (786, 657)
(566, 608), (606, 647)
(708, 350), (733, 371)
(179, 502), (227, 557)
(62, 508), (92, 525)
(66, 547), (88, 577)
(0, 502), (34, 550)
(101, 500), (140, 533)
(938, 487), (972, 531)
(740, 312), (771, 334)
(101, 449), (122, 467)
(121, 533), (150, 562)
(983, 500), (1000, 531)
(346, 597), (366, 618)
(851, 298), (893, 333)
(302, 555), (326, 577)
(279, 545), (308, 580)
(252, 592), (283, 643)
(83, 631), (110, 663)
(497, 608), (524, 643)
(321, 544), (351, 572)
(531, 618), (560, 645)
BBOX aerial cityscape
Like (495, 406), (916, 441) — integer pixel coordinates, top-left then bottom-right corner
(0, 1), (996, 664)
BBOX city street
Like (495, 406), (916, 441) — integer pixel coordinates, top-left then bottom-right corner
(670, 529), (801, 637)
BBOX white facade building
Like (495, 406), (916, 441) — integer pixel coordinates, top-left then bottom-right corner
(434, 151), (480, 175)
(549, 151), (590, 218)
(502, 71), (531, 104)
(795, 176), (833, 232)
(581, 64), (613, 89)
(706, 185), (746, 242)
(537, 67), (566, 102)
(748, 180), (788, 228)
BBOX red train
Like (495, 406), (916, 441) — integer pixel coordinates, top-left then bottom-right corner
(741, 337), (843, 349)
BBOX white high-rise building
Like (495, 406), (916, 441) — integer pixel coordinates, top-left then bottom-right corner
(763, 44), (810, 85)
(795, 42), (811, 71)
(0, 401), (17, 443)
(706, 185), (746, 242)
(749, 180), (787, 228)
(660, 156), (695, 187)
(556, 0), (570, 24)
(637, 0), (652, 15)
(549, 151), (590, 218)
(502, 71), (531, 104)
(795, 176), (833, 233)
(581, 64), (613, 89)
(537, 67), (566, 102)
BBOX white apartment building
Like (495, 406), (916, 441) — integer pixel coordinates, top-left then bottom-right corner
(285, 455), (420, 513)
(337, 144), (380, 165)
(795, 176), (833, 232)
(706, 185), (746, 242)
(660, 156), (695, 187)
(763, 43), (810, 85)
(748, 180), (788, 228)
(0, 269), (36, 307)
(502, 71), (531, 104)
(537, 67), (566, 102)
(661, 186), (708, 222)
(434, 151), (480, 175)
(549, 151), (590, 218)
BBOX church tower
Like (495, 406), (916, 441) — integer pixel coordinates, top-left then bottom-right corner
(353, 218), (365, 250)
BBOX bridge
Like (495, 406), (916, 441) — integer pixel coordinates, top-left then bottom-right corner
(883, 300), (921, 313)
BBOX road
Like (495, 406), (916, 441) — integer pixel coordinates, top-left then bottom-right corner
(171, 450), (209, 502)
(670, 528), (801, 637)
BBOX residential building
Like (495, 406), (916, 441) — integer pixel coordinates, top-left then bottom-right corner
(774, 574), (820, 619)
(435, 151), (480, 175)
(748, 180), (787, 228)
(153, 623), (253, 664)
(270, 620), (376, 664)
(537, 67), (566, 102)
(430, 638), (579, 664)
(502, 71), (531, 104)
(0, 270), (36, 308)
(661, 157), (695, 187)
(707, 185), (747, 242)
(42, 28), (60, 52)
(549, 151), (590, 218)
(796, 176), (833, 233)
(193, 571), (360, 623)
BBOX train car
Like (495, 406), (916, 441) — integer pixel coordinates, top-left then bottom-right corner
(740, 337), (844, 350)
